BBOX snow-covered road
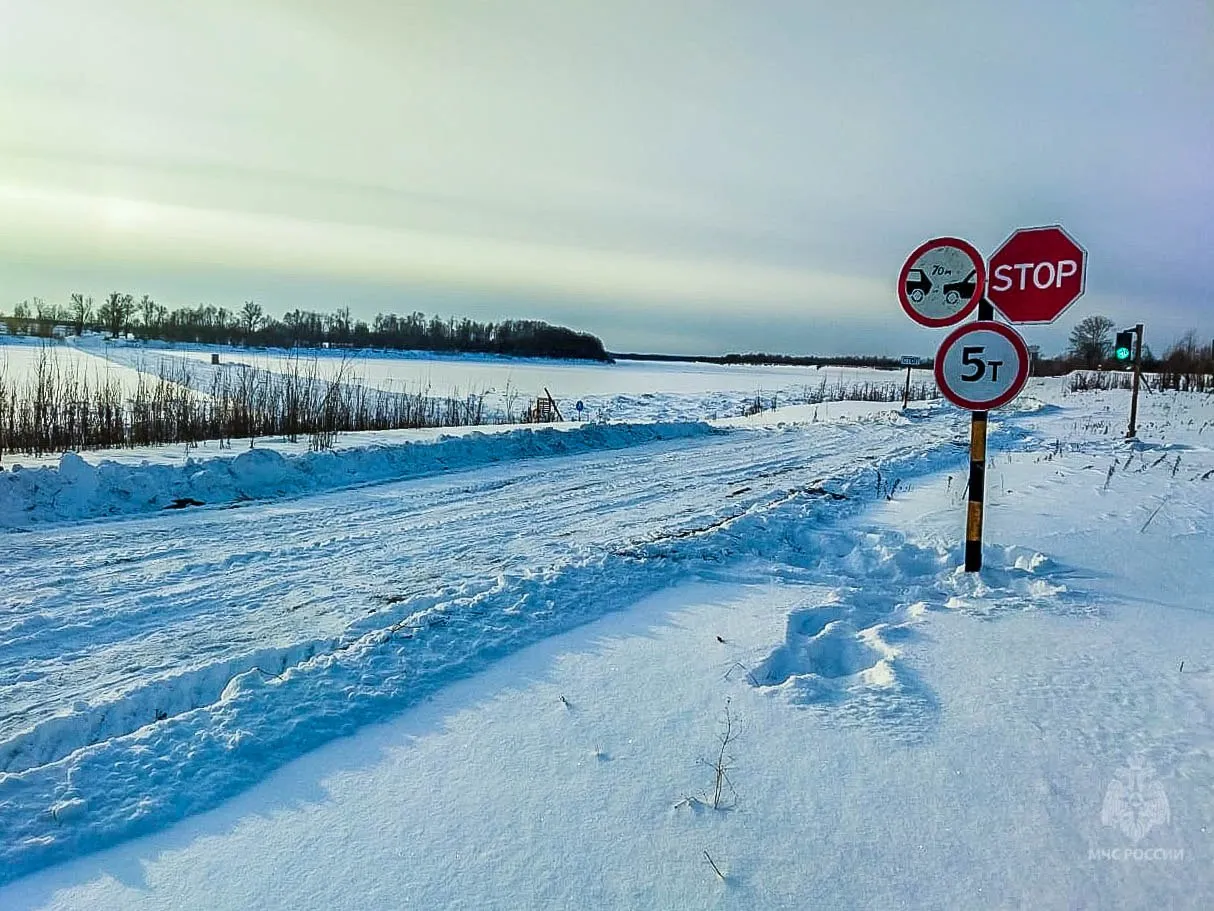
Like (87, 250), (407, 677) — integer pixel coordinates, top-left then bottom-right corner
(1, 405), (985, 881)
(1, 414), (943, 755)
(3, 384), (1213, 908)
(4, 384), (1211, 910)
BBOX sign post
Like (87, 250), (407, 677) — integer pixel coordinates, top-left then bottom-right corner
(900, 355), (919, 409)
(966, 410), (988, 571)
(972, 300), (992, 575)
(1127, 324), (1144, 438)
(933, 312), (1031, 571)
(898, 227), (1084, 573)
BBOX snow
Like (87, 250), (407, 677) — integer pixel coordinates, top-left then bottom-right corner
(0, 420), (716, 527)
(1, 376), (1212, 908)
(73, 336), (929, 424)
(0, 337), (150, 395)
(0, 398), (929, 525)
(89, 337), (911, 397)
(0, 400), (975, 880)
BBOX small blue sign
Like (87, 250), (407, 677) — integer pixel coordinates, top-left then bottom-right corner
(576, 400), (584, 412)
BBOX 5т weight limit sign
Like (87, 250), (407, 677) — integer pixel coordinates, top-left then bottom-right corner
(934, 321), (1030, 411)
(933, 320), (1030, 574)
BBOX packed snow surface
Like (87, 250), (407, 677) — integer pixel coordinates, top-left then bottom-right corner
(0, 337), (150, 395)
(0, 421), (715, 527)
(1, 377), (1212, 909)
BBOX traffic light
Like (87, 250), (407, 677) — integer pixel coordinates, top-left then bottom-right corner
(1114, 331), (1135, 362)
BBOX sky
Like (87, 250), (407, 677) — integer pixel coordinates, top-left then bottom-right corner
(0, 0), (1211, 357)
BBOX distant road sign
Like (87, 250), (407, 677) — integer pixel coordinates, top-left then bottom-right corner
(575, 400), (584, 412)
(900, 355), (921, 366)
(934, 321), (1030, 411)
(898, 237), (986, 328)
(987, 225), (1087, 324)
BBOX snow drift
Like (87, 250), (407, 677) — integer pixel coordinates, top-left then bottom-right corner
(0, 421), (717, 528)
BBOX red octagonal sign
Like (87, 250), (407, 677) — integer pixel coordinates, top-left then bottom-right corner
(986, 225), (1087, 324)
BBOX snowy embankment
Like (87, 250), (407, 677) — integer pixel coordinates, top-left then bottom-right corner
(0, 403), (1000, 885)
(4, 385), (1212, 908)
(0, 421), (714, 527)
(81, 336), (932, 425)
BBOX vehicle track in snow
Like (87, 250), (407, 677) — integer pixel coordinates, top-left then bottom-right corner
(0, 407), (1026, 882)
(0, 416), (951, 764)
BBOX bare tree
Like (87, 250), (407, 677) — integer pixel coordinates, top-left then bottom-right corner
(328, 305), (352, 344)
(69, 293), (93, 336)
(241, 300), (263, 340)
(98, 292), (136, 338)
(139, 295), (159, 331)
(1158, 329), (1214, 391)
(1168, 329), (1201, 361)
(1069, 315), (1115, 367)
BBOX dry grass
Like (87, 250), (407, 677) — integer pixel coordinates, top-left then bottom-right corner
(794, 376), (938, 406)
(1068, 371), (1136, 392)
(0, 345), (488, 459)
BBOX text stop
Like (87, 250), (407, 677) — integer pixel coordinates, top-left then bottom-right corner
(990, 260), (1079, 292)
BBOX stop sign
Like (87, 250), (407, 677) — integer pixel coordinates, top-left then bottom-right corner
(986, 225), (1087, 324)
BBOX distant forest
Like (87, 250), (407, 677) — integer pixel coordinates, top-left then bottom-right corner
(1, 294), (611, 362)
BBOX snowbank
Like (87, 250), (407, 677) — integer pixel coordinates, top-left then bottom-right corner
(0, 421), (717, 528)
(3, 378), (1211, 906)
(0, 419), (997, 884)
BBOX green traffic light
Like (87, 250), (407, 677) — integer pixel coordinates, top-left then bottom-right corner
(1115, 346), (1131, 361)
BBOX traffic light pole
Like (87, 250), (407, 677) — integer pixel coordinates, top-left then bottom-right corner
(1127, 323), (1144, 439)
(964, 298), (994, 572)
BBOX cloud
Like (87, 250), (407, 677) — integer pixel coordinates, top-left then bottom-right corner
(0, 183), (886, 316)
(0, 0), (1211, 351)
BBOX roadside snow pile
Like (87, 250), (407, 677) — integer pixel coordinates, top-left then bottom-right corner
(0, 417), (1044, 885)
(0, 421), (716, 527)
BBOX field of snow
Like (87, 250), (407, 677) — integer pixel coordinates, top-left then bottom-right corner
(0, 337), (150, 395)
(76, 336), (926, 424)
(1, 375), (1212, 909)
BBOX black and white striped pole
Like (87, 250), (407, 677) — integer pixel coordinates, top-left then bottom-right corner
(966, 300), (993, 571)
(898, 233), (1087, 578)
(901, 227), (1087, 573)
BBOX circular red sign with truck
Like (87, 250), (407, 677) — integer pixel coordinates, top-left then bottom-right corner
(897, 237), (986, 328)
(934, 320), (1031, 411)
(986, 225), (1087, 324)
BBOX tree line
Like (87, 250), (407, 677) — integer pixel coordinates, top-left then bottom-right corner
(2, 294), (611, 362)
(1038, 315), (1214, 391)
